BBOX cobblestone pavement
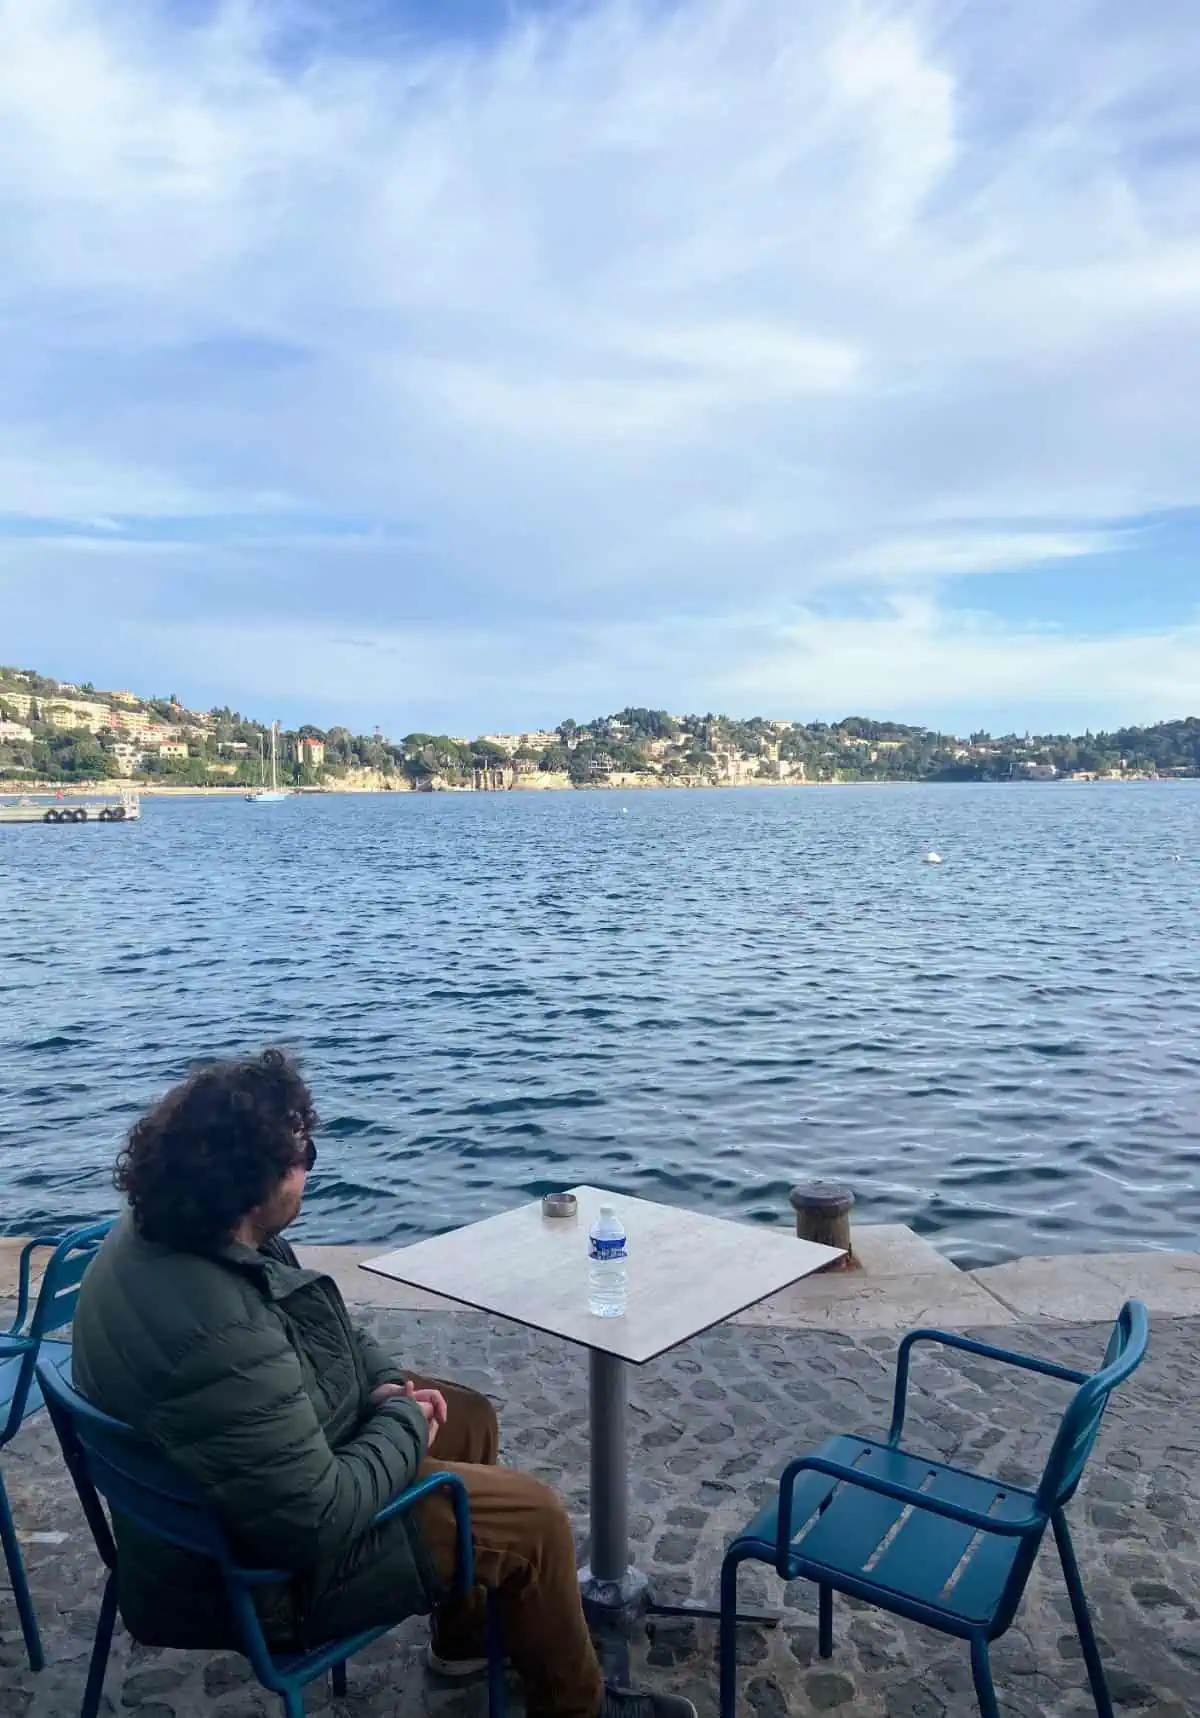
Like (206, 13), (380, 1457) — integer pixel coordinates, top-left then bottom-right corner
(2, 1311), (1198, 1718)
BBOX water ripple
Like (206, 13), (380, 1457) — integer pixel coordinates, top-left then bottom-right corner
(1, 783), (1199, 1265)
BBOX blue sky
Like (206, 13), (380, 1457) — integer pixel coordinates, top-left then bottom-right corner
(1, 0), (1198, 737)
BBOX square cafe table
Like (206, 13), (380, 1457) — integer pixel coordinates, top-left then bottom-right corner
(362, 1185), (841, 1625)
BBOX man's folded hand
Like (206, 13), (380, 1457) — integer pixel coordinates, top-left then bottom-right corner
(369, 1380), (449, 1449)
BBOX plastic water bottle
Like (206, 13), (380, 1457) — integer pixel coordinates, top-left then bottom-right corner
(588, 1204), (628, 1317)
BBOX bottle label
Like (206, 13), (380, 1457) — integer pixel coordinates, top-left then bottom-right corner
(590, 1236), (627, 1261)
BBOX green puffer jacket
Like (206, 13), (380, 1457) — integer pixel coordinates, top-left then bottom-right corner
(71, 1214), (436, 1650)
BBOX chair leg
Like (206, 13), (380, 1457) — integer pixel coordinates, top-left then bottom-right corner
(331, 1659), (347, 1697)
(970, 1636), (1001, 1718)
(818, 1585), (833, 1659)
(81, 1573), (119, 1718)
(280, 1688), (305, 1718)
(719, 1551), (748, 1718)
(1054, 1511), (1114, 1718)
(485, 1588), (506, 1718)
(0, 1467), (43, 1671)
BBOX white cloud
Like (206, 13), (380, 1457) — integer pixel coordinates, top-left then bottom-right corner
(1, 0), (1199, 724)
(81, 591), (1199, 738)
(734, 602), (1200, 729)
(836, 530), (1123, 581)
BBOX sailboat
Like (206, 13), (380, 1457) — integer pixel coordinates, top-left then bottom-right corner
(245, 722), (291, 803)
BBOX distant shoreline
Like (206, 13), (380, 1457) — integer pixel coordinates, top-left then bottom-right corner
(4, 671), (1197, 791)
(2, 775), (1186, 800)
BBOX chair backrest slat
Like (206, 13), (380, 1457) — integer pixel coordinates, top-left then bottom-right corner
(30, 1223), (111, 1339)
(2, 1222), (111, 1445)
(82, 1425), (231, 1560)
(37, 1364), (234, 1566)
(1036, 1300), (1149, 1513)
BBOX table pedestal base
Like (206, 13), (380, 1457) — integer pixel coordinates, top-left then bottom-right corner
(579, 1564), (650, 1625)
(582, 1345), (780, 1664)
(580, 1567), (778, 1629)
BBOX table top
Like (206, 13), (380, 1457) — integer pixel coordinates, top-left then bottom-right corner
(361, 1185), (842, 1364)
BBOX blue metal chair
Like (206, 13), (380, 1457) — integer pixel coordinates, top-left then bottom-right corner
(0, 1222), (112, 1669)
(37, 1360), (506, 1718)
(720, 1301), (1149, 1718)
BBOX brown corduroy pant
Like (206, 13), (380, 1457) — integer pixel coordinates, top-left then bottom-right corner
(410, 1372), (606, 1718)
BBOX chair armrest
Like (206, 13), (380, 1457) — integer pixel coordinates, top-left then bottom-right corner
(230, 1474), (475, 1596)
(776, 1454), (1042, 1570)
(888, 1328), (1089, 1445)
(4, 1237), (60, 1337)
(374, 1471), (474, 1592)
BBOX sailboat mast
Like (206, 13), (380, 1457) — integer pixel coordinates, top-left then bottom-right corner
(271, 722), (278, 792)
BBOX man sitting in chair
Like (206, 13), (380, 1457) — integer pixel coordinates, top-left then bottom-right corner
(73, 1049), (693, 1718)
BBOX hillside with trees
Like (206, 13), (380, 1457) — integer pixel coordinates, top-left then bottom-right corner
(1, 666), (1197, 788)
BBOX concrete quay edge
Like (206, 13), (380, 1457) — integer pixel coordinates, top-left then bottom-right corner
(4, 1224), (1198, 1332)
(297, 1226), (1200, 1331)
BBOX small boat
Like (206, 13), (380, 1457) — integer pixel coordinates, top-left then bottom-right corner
(0, 789), (141, 826)
(923, 851), (943, 865)
(246, 723), (290, 804)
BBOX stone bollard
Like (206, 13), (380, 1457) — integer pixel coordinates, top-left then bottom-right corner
(789, 1182), (856, 1271)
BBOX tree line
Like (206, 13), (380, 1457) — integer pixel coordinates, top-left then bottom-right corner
(2, 668), (1199, 785)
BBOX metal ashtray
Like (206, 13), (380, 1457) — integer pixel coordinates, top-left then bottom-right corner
(542, 1192), (578, 1219)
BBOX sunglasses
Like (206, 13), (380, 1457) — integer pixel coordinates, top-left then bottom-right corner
(290, 1115), (318, 1172)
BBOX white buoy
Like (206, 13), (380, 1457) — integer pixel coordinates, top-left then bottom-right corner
(924, 851), (943, 865)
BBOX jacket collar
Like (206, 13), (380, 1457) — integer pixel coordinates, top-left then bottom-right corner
(213, 1235), (327, 1301)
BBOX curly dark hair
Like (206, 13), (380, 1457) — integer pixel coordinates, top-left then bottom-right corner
(115, 1048), (319, 1252)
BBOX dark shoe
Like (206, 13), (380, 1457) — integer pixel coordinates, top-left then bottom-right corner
(426, 1640), (491, 1679)
(600, 1685), (698, 1718)
(427, 1614), (507, 1680)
